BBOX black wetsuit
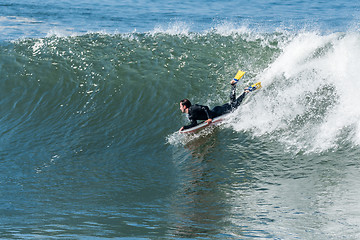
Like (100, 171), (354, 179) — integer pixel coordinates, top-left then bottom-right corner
(211, 84), (246, 117)
(182, 85), (247, 129)
(183, 104), (214, 129)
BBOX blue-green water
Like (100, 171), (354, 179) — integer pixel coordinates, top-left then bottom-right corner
(1, 0), (360, 239)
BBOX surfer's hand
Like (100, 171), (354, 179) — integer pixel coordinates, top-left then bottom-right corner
(205, 119), (213, 124)
(179, 127), (184, 132)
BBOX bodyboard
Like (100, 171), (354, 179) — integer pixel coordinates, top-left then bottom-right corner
(180, 114), (229, 134)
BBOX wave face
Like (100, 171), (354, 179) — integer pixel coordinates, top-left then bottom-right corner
(1, 28), (360, 239)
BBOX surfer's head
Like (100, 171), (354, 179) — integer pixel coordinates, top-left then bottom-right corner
(180, 99), (191, 113)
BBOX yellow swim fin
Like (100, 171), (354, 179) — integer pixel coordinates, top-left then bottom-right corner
(245, 82), (262, 92)
(251, 82), (262, 90)
(233, 70), (246, 82)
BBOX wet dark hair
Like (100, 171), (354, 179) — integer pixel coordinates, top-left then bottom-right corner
(180, 99), (191, 108)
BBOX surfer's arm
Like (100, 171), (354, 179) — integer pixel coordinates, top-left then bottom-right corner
(202, 106), (213, 124)
(182, 118), (198, 130)
(179, 105), (213, 131)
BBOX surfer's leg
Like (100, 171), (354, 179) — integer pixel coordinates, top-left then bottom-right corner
(230, 84), (249, 110)
(212, 103), (232, 117)
(212, 84), (247, 116)
(230, 84), (246, 109)
(232, 92), (247, 108)
(230, 84), (236, 104)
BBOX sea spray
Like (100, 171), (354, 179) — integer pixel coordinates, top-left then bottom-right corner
(230, 31), (360, 153)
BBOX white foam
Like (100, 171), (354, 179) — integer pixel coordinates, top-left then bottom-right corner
(311, 33), (360, 151)
(210, 21), (251, 36)
(45, 28), (79, 38)
(230, 31), (360, 153)
(150, 21), (191, 36)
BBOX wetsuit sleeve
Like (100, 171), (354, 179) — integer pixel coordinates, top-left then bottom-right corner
(182, 116), (198, 129)
(201, 106), (214, 119)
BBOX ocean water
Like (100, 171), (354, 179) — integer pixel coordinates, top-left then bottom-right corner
(1, 0), (360, 239)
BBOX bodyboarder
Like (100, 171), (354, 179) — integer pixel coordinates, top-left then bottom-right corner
(179, 79), (253, 132)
